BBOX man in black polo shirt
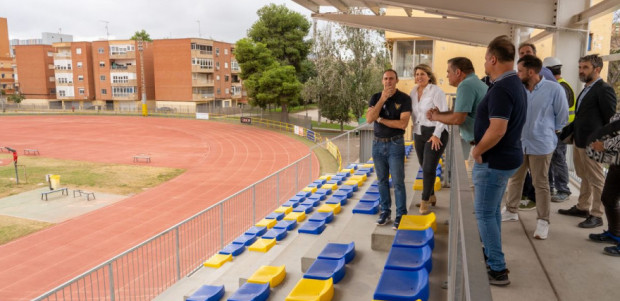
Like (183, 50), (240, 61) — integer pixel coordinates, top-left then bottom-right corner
(366, 69), (412, 229)
(471, 36), (527, 286)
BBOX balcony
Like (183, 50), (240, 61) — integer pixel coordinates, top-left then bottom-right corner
(110, 65), (137, 73)
(192, 79), (214, 87)
(191, 49), (213, 57)
(112, 93), (138, 101)
(54, 52), (71, 59)
(192, 93), (214, 101)
(111, 79), (138, 86)
(110, 50), (136, 59)
(55, 81), (74, 86)
(191, 65), (214, 73)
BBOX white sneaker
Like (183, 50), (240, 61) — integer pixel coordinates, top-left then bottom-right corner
(534, 219), (549, 240)
(501, 211), (519, 222)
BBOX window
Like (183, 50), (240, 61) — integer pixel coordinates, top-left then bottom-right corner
(224, 48), (228, 55)
(393, 40), (433, 78)
(231, 60), (240, 71)
(232, 86), (241, 95)
(76, 48), (82, 54)
(101, 89), (107, 95)
(47, 51), (53, 57)
(49, 76), (55, 82)
(100, 75), (106, 81)
(1, 74), (3, 78)
(77, 62), (83, 68)
(112, 75), (129, 83)
(78, 88), (85, 95)
(78, 75), (84, 81)
(98, 47), (104, 54)
(224, 62), (228, 69)
(191, 58), (213, 69)
(59, 90), (66, 97)
(216, 48), (220, 56)
(225, 75), (229, 82)
(225, 88), (229, 94)
(57, 77), (69, 84)
(216, 75), (220, 81)
(99, 61), (105, 67)
(191, 43), (213, 55)
(109, 45), (135, 55)
(217, 88), (221, 94)
(112, 86), (136, 97)
(216, 62), (220, 69)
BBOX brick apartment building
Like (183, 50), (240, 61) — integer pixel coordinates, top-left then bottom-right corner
(51, 42), (96, 109)
(13, 45), (55, 99)
(153, 38), (245, 112)
(0, 17), (15, 94)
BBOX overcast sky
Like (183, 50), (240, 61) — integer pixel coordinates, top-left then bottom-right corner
(2, 0), (315, 43)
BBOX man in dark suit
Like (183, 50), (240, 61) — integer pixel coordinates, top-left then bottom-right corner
(558, 54), (617, 228)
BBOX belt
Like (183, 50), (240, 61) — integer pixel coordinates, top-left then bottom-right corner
(374, 135), (403, 142)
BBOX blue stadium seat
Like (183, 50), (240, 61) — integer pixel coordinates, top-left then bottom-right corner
(339, 185), (357, 193)
(295, 191), (311, 198)
(293, 204), (314, 214)
(331, 175), (346, 182)
(373, 269), (429, 301)
(273, 219), (297, 231)
(307, 182), (321, 189)
(332, 190), (352, 199)
(245, 226), (267, 237)
(303, 258), (346, 284)
(289, 196), (305, 203)
(317, 242), (356, 263)
(352, 201), (379, 214)
(345, 164), (358, 170)
(298, 220), (326, 235)
(301, 198), (321, 207)
(358, 166), (374, 173)
(308, 211), (334, 224)
(219, 243), (246, 257)
(265, 212), (285, 221)
(227, 282), (270, 301)
(262, 227), (288, 241)
(370, 180), (378, 187)
(366, 186), (380, 195)
(325, 196), (347, 205)
(393, 228), (435, 250)
(233, 233), (258, 246)
(282, 200), (300, 208)
(313, 179), (326, 186)
(385, 245), (432, 272)
(306, 194), (325, 203)
(186, 284), (225, 301)
(326, 179), (342, 185)
(360, 193), (380, 203)
(354, 170), (370, 177)
(315, 188), (332, 196)
(336, 171), (350, 178)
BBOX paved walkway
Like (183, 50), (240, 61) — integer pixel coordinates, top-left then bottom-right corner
(0, 116), (319, 301)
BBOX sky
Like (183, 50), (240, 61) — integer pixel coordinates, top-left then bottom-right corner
(2, 0), (315, 43)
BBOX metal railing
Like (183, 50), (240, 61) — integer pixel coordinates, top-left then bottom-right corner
(446, 125), (493, 301)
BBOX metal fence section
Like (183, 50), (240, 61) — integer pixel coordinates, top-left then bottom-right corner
(445, 125), (493, 301)
(33, 155), (313, 301)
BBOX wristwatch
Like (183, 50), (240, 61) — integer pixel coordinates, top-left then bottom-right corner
(377, 117), (383, 123)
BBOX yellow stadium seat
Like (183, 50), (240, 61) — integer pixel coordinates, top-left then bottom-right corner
(350, 174), (367, 182)
(362, 163), (374, 168)
(413, 177), (442, 191)
(302, 186), (318, 194)
(275, 206), (293, 214)
(340, 168), (354, 174)
(256, 218), (277, 229)
(284, 211), (307, 222)
(343, 179), (363, 187)
(398, 212), (437, 232)
(321, 183), (338, 191)
(248, 265), (286, 288)
(318, 203), (341, 215)
(285, 278), (334, 301)
(434, 177), (442, 191)
(319, 175), (332, 181)
(249, 238), (277, 252)
(203, 253), (232, 268)
(404, 141), (414, 146)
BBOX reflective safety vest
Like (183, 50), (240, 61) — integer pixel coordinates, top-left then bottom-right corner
(558, 78), (576, 123)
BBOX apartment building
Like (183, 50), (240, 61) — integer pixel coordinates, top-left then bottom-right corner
(14, 45), (55, 99)
(153, 38), (245, 112)
(0, 17), (15, 94)
(91, 40), (154, 111)
(51, 42), (96, 109)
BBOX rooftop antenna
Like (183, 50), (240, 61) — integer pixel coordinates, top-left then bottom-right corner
(100, 20), (110, 40)
(196, 20), (202, 38)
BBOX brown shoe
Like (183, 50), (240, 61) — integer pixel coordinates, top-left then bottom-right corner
(419, 201), (431, 215)
(429, 195), (437, 206)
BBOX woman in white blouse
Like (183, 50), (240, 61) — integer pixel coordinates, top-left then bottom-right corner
(410, 64), (449, 214)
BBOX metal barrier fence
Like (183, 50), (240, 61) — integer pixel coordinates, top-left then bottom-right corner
(446, 125), (493, 301)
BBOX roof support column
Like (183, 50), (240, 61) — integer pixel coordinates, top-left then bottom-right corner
(553, 0), (590, 91)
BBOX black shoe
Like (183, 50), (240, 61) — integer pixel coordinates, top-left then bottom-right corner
(392, 215), (402, 230)
(578, 215), (603, 228)
(589, 231), (618, 244)
(603, 244), (620, 257)
(488, 269), (510, 286)
(376, 211), (391, 225)
(558, 205), (589, 218)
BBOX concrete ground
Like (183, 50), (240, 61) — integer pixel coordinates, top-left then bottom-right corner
(0, 187), (126, 223)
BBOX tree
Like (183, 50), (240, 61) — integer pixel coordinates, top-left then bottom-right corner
(130, 29), (152, 42)
(254, 65), (302, 122)
(8, 93), (25, 104)
(248, 4), (311, 76)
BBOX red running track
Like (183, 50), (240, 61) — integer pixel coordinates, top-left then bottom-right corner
(0, 116), (319, 300)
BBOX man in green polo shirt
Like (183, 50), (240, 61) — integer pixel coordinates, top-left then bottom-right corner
(428, 57), (488, 171)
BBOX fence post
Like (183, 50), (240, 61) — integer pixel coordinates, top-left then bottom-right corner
(347, 132), (351, 165)
(276, 173), (280, 206)
(175, 227), (181, 280)
(220, 203), (225, 249)
(308, 153), (312, 183)
(295, 163), (299, 192)
(252, 185), (256, 223)
(108, 262), (115, 301)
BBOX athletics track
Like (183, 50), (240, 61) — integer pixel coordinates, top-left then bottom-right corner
(0, 115), (319, 300)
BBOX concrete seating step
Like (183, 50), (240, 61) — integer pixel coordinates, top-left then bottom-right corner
(186, 284), (225, 301)
(228, 282), (270, 301)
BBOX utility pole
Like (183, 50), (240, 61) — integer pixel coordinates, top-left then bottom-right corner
(138, 39), (148, 116)
(100, 20), (110, 40)
(196, 20), (202, 38)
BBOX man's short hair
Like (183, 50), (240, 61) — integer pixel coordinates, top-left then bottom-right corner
(518, 43), (536, 55)
(487, 35), (516, 63)
(517, 55), (542, 74)
(447, 57), (475, 74)
(383, 69), (399, 80)
(579, 54), (604, 70)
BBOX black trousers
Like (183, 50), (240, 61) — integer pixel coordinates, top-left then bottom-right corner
(602, 165), (620, 237)
(414, 126), (449, 200)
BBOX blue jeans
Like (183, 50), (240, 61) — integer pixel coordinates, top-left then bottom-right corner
(548, 139), (571, 194)
(473, 162), (518, 272)
(372, 137), (407, 217)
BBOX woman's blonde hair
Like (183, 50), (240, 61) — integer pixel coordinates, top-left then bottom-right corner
(414, 64), (437, 85)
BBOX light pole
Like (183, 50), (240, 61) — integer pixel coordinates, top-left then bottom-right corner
(138, 38), (148, 116)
